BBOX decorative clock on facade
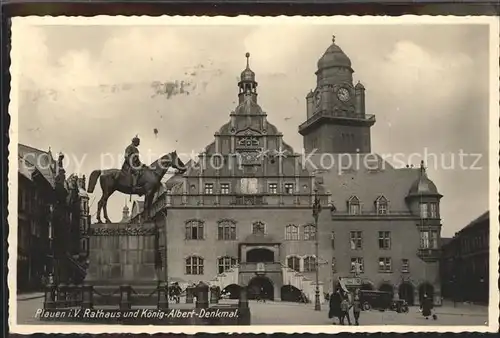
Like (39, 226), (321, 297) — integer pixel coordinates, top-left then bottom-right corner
(337, 87), (350, 102)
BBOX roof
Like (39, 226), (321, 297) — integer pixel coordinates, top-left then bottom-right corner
(440, 237), (453, 248)
(18, 143), (57, 187)
(459, 211), (489, 233)
(18, 155), (35, 180)
(317, 37), (352, 70)
(306, 153), (423, 212)
(407, 162), (441, 197)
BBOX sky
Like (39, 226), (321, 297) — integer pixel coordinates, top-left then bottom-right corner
(13, 20), (492, 237)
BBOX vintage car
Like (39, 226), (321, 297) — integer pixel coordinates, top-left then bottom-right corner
(359, 290), (393, 311)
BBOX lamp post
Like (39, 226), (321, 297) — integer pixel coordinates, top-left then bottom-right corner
(312, 189), (322, 311)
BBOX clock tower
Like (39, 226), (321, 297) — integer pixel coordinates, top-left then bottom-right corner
(299, 35), (376, 154)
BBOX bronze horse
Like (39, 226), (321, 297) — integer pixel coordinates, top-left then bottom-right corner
(87, 151), (186, 223)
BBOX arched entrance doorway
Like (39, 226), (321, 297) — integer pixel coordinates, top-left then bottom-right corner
(419, 282), (434, 304)
(246, 248), (274, 263)
(398, 282), (415, 306)
(248, 276), (274, 300)
(222, 284), (241, 299)
(360, 282), (374, 291)
(379, 283), (394, 299)
(280, 285), (302, 302)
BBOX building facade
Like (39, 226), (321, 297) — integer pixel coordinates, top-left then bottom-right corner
(130, 37), (444, 305)
(440, 211), (489, 304)
(17, 144), (89, 292)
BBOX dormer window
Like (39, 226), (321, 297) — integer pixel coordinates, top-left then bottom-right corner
(375, 196), (388, 215)
(348, 196), (361, 215)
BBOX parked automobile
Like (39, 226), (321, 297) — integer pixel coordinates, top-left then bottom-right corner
(359, 290), (392, 311)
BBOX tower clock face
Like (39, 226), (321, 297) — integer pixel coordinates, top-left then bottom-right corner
(337, 87), (350, 102)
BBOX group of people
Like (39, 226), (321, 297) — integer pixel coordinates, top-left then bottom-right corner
(328, 287), (362, 325)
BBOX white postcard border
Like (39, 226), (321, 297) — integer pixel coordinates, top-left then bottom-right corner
(7, 15), (500, 334)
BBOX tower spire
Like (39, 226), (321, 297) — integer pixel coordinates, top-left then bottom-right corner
(245, 52), (250, 69)
(238, 52), (258, 103)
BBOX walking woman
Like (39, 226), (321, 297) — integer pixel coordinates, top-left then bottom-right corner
(328, 288), (342, 324)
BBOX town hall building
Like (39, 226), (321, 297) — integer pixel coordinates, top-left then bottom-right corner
(130, 36), (444, 306)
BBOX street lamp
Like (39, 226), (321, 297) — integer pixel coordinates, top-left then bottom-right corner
(312, 188), (322, 311)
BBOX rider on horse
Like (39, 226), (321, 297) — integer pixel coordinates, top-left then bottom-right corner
(123, 135), (144, 193)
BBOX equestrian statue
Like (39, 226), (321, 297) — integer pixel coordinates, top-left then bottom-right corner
(87, 136), (187, 223)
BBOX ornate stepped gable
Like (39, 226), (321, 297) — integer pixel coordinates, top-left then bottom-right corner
(165, 53), (313, 199)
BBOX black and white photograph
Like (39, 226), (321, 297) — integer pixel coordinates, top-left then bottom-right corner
(8, 16), (499, 333)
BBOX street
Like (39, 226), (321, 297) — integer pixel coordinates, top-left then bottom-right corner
(16, 295), (488, 326)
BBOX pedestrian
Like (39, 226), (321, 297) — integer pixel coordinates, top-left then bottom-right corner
(328, 289), (342, 325)
(421, 294), (435, 320)
(340, 295), (352, 325)
(352, 294), (361, 325)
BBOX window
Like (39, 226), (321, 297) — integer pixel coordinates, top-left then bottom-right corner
(217, 256), (237, 274)
(375, 196), (388, 215)
(401, 259), (409, 273)
(420, 203), (428, 218)
(378, 231), (391, 250)
(350, 231), (363, 250)
(378, 257), (392, 272)
(303, 256), (316, 272)
(220, 183), (230, 195)
(331, 231), (335, 249)
(204, 183), (214, 195)
(350, 257), (364, 273)
(185, 256), (204, 275)
(303, 224), (316, 240)
(429, 202), (438, 218)
(287, 256), (300, 271)
(284, 183), (294, 195)
(218, 220), (236, 240)
(268, 183), (278, 194)
(430, 230), (438, 249)
(252, 221), (265, 235)
(285, 224), (299, 240)
(185, 220), (204, 240)
(348, 196), (361, 215)
(420, 230), (438, 249)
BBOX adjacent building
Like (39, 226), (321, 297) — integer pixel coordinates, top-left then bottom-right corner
(17, 144), (89, 292)
(440, 211), (489, 304)
(128, 36), (444, 305)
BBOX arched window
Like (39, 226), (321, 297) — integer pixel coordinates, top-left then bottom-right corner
(185, 220), (204, 240)
(348, 196), (361, 215)
(218, 219), (236, 240)
(375, 196), (388, 215)
(185, 256), (204, 275)
(285, 224), (299, 240)
(287, 256), (300, 271)
(303, 256), (316, 272)
(217, 256), (237, 274)
(252, 221), (266, 235)
(303, 224), (316, 241)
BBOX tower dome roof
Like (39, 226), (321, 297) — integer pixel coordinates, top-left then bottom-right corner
(317, 35), (352, 70)
(407, 161), (441, 196)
